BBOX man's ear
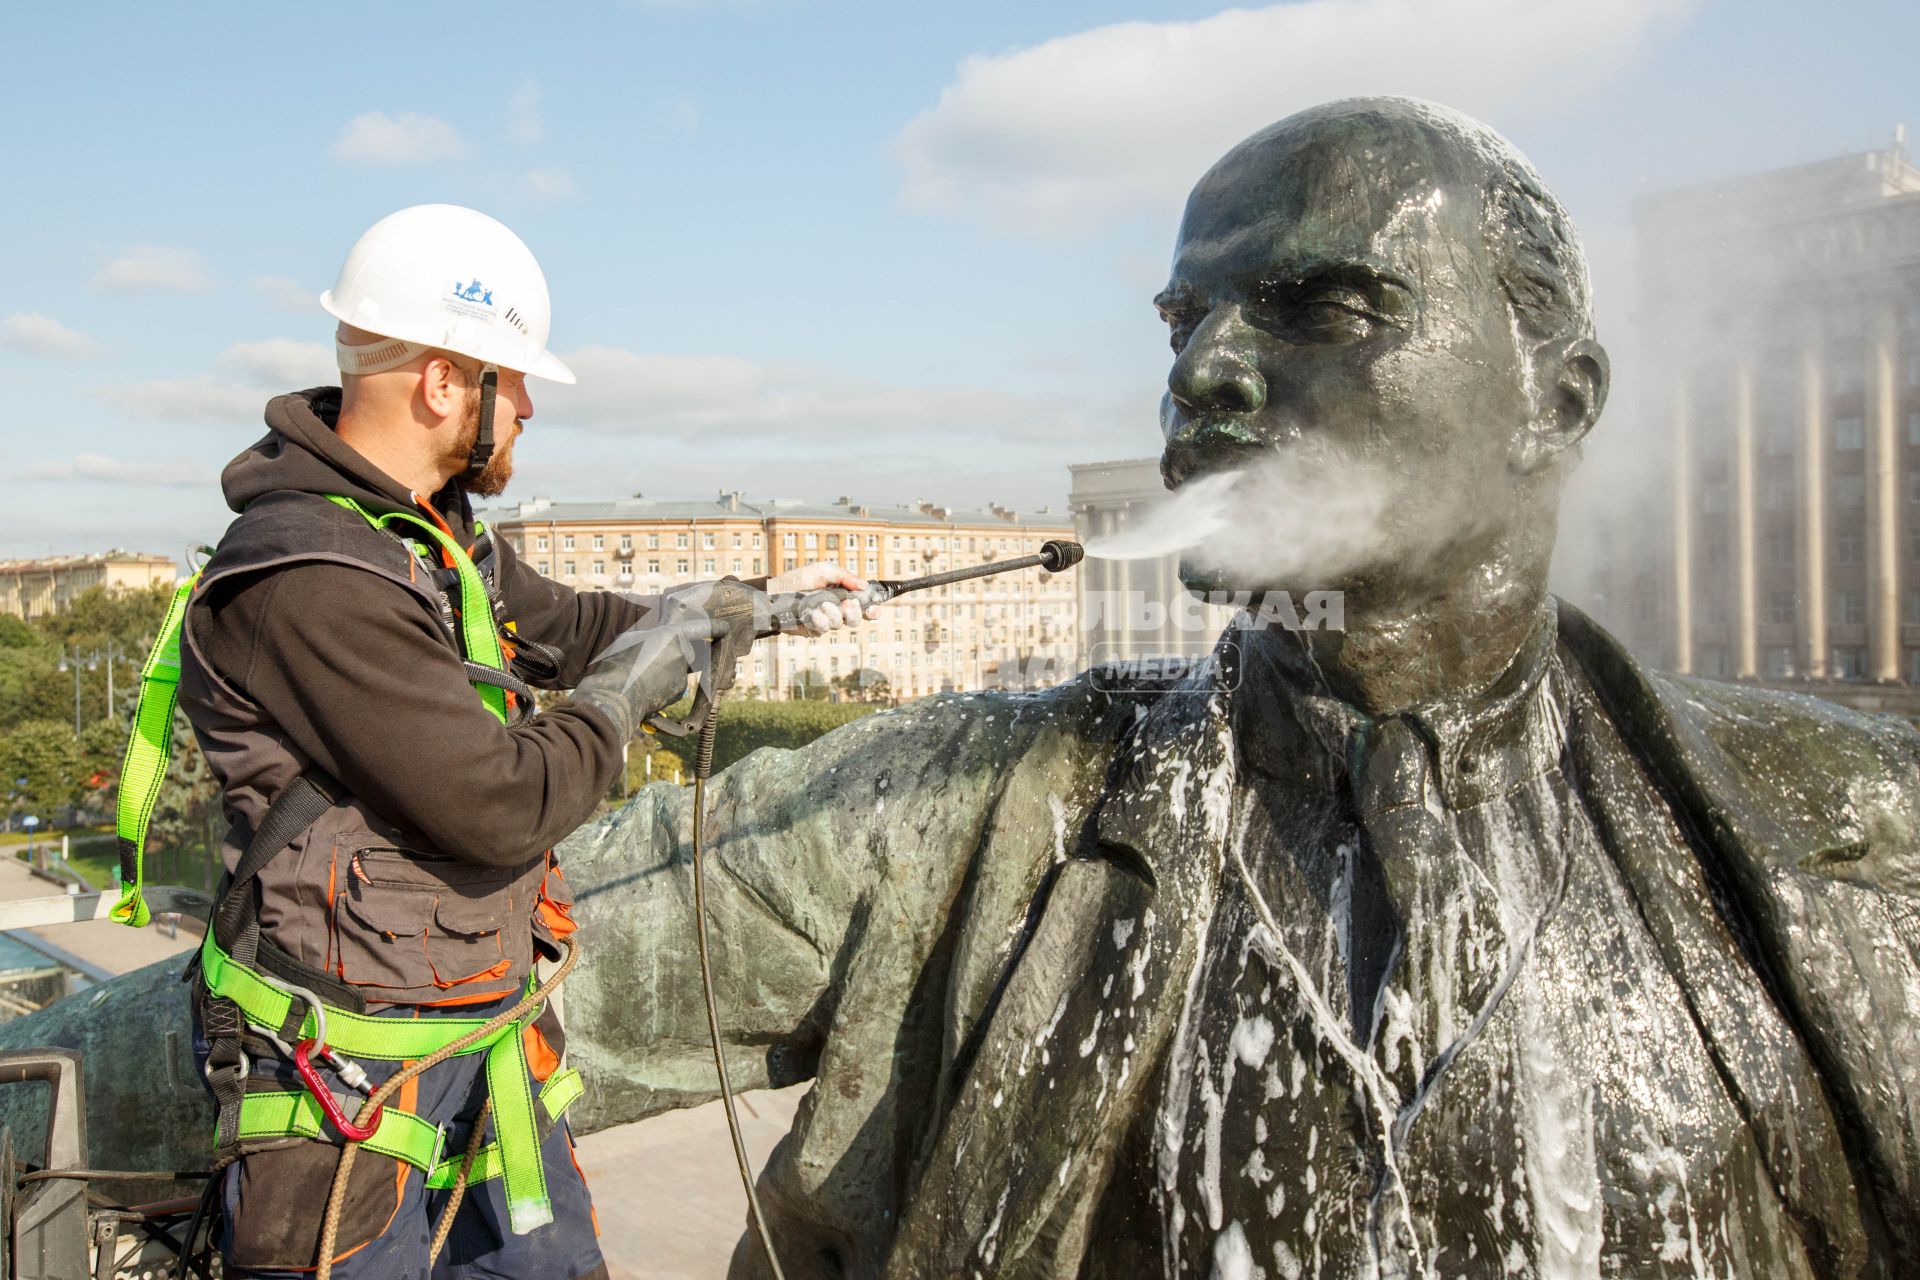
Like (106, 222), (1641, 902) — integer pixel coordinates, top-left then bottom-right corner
(1510, 337), (1609, 474)
(419, 355), (461, 421)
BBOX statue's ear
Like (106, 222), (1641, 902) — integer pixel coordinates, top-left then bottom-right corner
(1511, 337), (1609, 474)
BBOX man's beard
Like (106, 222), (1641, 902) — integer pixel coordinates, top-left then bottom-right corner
(449, 389), (518, 497)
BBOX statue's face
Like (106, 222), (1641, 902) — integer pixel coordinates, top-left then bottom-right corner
(1158, 111), (1534, 595)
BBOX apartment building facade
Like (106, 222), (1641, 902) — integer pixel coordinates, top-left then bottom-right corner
(1579, 133), (1920, 715)
(0, 551), (177, 619)
(483, 493), (1078, 700)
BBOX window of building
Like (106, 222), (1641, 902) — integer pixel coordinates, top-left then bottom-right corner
(805, 533), (818, 549)
(1768, 590), (1794, 626)
(592, 559), (605, 575)
(676, 533), (689, 549)
(1838, 589), (1865, 624)
(732, 559), (743, 574)
(1765, 646), (1795, 679)
(866, 534), (877, 549)
(753, 557), (762, 573)
(1835, 475), (1865, 507)
(1909, 591), (1920, 626)
(1834, 416), (1865, 449)
(648, 534), (660, 549)
(592, 534), (604, 550)
(563, 559), (576, 576)
(732, 533), (743, 549)
(891, 536), (902, 549)
(1909, 410), (1920, 447)
(1908, 648), (1920, 684)
(535, 536), (550, 551)
(1836, 532), (1863, 565)
(825, 534), (839, 551)
(676, 558), (690, 574)
(1833, 647), (1866, 680)
(563, 535), (576, 551)
(620, 534), (632, 551)
(703, 533), (716, 550)
(1767, 530), (1792, 566)
(703, 558), (716, 574)
(783, 533), (796, 548)
(647, 558), (660, 573)
(1765, 478), (1793, 511)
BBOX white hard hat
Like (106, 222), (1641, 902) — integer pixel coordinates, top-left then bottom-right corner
(321, 204), (575, 384)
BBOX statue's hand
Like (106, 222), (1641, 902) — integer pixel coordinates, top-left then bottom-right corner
(767, 561), (880, 633)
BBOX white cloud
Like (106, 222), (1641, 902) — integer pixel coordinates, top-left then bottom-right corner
(523, 167), (582, 201)
(91, 245), (212, 293)
(95, 338), (335, 424)
(216, 338), (334, 388)
(666, 98), (700, 136)
(330, 111), (471, 167)
(544, 345), (1117, 447)
(508, 83), (544, 145)
(252, 274), (317, 313)
(19, 453), (213, 488)
(96, 376), (266, 425)
(897, 0), (1695, 233)
(1, 313), (100, 360)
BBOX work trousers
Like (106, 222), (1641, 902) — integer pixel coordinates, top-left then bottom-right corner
(203, 991), (607, 1280)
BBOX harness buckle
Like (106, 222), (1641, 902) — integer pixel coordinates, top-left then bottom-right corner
(293, 1038), (383, 1143)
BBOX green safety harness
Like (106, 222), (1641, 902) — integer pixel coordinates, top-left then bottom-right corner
(112, 494), (572, 1236)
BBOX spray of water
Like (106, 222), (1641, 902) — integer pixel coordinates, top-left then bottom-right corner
(1084, 448), (1415, 588)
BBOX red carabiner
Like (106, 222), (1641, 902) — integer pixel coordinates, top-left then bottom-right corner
(292, 1038), (383, 1142)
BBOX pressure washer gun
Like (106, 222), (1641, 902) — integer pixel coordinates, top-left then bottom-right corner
(642, 538), (1085, 739)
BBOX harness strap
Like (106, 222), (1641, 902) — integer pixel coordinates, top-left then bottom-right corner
(323, 494), (509, 724)
(201, 932), (524, 1060)
(234, 1067), (582, 1187)
(111, 574), (200, 927)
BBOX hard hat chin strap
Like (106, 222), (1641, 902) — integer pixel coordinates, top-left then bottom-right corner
(465, 364), (499, 483)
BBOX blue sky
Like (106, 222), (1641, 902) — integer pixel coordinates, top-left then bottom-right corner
(2, 0), (1916, 562)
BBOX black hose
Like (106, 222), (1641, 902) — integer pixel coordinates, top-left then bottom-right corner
(691, 694), (787, 1280)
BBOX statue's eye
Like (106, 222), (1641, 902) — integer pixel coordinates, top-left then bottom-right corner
(1256, 280), (1397, 344)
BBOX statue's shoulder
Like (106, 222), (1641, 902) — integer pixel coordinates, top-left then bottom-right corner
(1560, 600), (1920, 896)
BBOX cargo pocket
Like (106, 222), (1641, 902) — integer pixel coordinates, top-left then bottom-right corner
(226, 1141), (404, 1270)
(332, 846), (513, 996)
(428, 892), (511, 988)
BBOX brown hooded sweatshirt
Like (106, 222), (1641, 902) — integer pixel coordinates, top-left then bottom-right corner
(187, 388), (646, 872)
(181, 390), (758, 1012)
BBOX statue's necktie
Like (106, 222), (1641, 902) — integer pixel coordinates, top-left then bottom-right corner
(1352, 715), (1512, 1102)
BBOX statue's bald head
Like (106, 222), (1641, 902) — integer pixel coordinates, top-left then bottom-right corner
(1158, 97), (1608, 598)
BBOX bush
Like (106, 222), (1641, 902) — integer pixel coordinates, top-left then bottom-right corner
(651, 698), (881, 778)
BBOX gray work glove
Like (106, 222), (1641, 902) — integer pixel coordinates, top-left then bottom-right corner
(569, 580), (768, 740)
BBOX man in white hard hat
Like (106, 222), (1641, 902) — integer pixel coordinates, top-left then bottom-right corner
(171, 204), (868, 1278)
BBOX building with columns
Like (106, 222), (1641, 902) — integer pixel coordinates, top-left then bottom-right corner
(1592, 133), (1920, 715)
(481, 493), (1077, 701)
(1069, 458), (1236, 667)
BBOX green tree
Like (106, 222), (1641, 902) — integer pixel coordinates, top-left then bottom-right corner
(833, 668), (890, 702)
(1, 720), (85, 817)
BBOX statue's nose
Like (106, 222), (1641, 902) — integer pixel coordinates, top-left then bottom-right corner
(1168, 310), (1267, 417)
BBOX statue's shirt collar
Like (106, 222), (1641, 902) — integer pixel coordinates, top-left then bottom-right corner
(1230, 604), (1565, 808)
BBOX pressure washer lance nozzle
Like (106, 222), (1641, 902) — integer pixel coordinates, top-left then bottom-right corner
(758, 538), (1084, 637)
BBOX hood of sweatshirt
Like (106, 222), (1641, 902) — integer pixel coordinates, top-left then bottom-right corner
(219, 387), (472, 532)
